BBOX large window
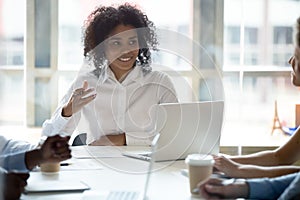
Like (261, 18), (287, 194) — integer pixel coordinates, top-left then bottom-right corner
(0, 0), (25, 126)
(1, 0), (300, 147)
(222, 0), (300, 146)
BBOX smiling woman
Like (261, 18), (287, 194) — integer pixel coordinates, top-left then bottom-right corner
(104, 25), (140, 81)
(42, 3), (178, 146)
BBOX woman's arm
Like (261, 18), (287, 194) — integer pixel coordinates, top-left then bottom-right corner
(42, 79), (96, 137)
(274, 127), (300, 165)
(214, 155), (300, 178)
(42, 84), (77, 136)
(229, 150), (279, 166)
(231, 164), (300, 178)
(228, 127), (300, 166)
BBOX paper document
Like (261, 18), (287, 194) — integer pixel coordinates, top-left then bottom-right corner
(60, 159), (103, 171)
(71, 146), (124, 158)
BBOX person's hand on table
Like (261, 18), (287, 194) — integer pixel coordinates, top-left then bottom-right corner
(198, 177), (249, 199)
(213, 155), (241, 178)
(25, 135), (72, 170)
(4, 172), (29, 200)
(39, 135), (71, 162)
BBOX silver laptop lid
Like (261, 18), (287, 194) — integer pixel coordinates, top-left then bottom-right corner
(153, 101), (224, 162)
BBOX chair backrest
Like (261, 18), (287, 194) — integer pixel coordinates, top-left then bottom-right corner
(72, 133), (87, 146)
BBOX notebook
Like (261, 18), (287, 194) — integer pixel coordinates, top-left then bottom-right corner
(81, 134), (159, 200)
(123, 101), (224, 162)
(24, 180), (90, 193)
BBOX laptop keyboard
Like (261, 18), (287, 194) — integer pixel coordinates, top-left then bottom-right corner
(107, 191), (140, 200)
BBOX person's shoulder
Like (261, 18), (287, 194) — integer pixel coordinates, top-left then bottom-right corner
(143, 70), (175, 88)
(146, 70), (171, 80)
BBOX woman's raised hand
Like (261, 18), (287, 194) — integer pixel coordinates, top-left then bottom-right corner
(62, 80), (96, 117)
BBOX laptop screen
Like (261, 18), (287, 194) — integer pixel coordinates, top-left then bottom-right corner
(153, 101), (224, 162)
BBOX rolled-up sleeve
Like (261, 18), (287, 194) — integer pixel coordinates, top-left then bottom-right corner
(0, 137), (35, 172)
(1, 152), (28, 172)
(278, 172), (300, 200)
(247, 173), (297, 199)
(42, 107), (70, 136)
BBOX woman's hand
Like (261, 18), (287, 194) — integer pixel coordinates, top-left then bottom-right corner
(90, 133), (126, 146)
(62, 80), (96, 117)
(213, 155), (241, 178)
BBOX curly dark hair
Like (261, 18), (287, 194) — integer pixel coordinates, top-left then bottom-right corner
(82, 3), (158, 76)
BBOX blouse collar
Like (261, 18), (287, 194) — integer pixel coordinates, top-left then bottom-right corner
(99, 65), (144, 85)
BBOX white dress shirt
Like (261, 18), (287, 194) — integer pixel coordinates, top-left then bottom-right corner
(42, 65), (178, 145)
(0, 135), (35, 172)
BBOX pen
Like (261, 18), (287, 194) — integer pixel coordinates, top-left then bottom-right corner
(60, 163), (72, 166)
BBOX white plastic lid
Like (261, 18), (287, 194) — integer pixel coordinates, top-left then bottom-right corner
(185, 154), (214, 166)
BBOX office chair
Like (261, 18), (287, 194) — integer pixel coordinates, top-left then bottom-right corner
(72, 133), (87, 146)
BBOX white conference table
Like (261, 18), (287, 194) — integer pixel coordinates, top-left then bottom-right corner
(21, 146), (200, 200)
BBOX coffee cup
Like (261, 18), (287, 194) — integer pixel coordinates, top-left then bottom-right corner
(40, 162), (60, 174)
(185, 154), (214, 197)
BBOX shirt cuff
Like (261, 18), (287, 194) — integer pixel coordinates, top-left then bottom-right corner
(125, 132), (153, 146)
(5, 152), (29, 172)
(55, 110), (71, 134)
(42, 108), (70, 136)
(247, 178), (285, 200)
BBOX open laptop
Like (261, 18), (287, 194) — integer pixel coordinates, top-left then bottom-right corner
(81, 134), (159, 200)
(123, 101), (224, 162)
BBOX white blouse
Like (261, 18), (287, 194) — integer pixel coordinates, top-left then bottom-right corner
(42, 64), (178, 145)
